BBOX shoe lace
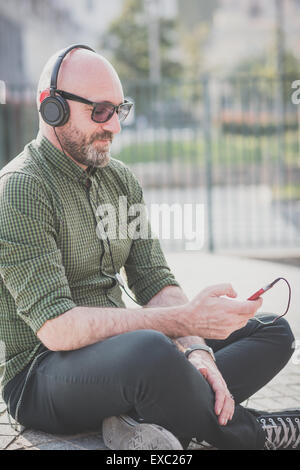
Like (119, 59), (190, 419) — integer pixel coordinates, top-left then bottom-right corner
(260, 417), (300, 449)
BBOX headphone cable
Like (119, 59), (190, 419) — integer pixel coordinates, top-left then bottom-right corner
(95, 187), (140, 305)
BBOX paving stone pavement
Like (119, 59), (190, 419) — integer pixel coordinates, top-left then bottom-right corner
(1, 252), (300, 450)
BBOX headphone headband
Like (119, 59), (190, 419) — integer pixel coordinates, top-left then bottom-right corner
(40, 44), (95, 127)
(49, 44), (95, 94)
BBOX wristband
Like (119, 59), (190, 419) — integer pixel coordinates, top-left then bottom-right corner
(184, 344), (216, 362)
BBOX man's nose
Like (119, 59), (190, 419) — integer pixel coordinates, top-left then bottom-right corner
(101, 111), (121, 135)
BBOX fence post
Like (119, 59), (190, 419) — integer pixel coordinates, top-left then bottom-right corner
(203, 75), (214, 252)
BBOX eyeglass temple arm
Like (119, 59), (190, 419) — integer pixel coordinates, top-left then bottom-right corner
(56, 90), (133, 109)
(56, 90), (93, 106)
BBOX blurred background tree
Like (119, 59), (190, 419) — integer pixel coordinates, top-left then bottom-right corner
(234, 47), (300, 79)
(231, 45), (300, 105)
(177, 0), (219, 81)
(102, 0), (183, 83)
(177, 0), (219, 29)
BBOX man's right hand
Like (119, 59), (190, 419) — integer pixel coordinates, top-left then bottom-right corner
(184, 283), (263, 340)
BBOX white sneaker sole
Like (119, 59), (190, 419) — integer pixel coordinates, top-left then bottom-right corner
(102, 415), (183, 450)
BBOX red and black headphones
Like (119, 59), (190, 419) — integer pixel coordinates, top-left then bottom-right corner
(39, 44), (95, 127)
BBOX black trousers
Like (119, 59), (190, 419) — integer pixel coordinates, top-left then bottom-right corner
(3, 314), (295, 450)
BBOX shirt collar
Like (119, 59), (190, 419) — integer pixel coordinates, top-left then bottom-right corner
(33, 133), (98, 185)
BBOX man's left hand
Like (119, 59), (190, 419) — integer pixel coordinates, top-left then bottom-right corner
(188, 350), (235, 426)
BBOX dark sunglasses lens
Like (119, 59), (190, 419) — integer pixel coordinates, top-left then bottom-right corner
(93, 103), (114, 123)
(118, 103), (132, 122)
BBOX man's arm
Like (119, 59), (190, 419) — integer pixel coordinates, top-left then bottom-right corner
(143, 285), (189, 308)
(37, 302), (186, 351)
(37, 285), (206, 352)
(144, 285), (207, 350)
(37, 283), (262, 352)
(0, 173), (77, 336)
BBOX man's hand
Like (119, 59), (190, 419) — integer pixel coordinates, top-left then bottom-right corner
(184, 283), (263, 340)
(188, 350), (234, 426)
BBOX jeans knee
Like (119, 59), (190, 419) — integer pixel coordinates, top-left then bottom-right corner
(272, 316), (295, 360)
(123, 329), (182, 376)
(131, 329), (178, 360)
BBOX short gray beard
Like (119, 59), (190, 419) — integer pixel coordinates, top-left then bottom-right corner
(85, 144), (111, 168)
(55, 125), (112, 169)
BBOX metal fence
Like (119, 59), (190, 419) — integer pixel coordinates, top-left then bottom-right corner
(1, 76), (300, 253)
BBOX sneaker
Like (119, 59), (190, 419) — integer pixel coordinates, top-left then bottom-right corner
(102, 414), (183, 450)
(257, 409), (300, 450)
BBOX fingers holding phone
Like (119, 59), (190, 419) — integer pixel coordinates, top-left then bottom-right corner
(187, 284), (263, 340)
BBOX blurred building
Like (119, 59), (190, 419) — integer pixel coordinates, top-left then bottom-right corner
(61, 0), (123, 48)
(0, 0), (80, 86)
(1, 0), (299, 87)
(0, 0), (122, 87)
(203, 0), (300, 74)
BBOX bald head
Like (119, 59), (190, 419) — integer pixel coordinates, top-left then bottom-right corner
(37, 47), (124, 112)
(37, 46), (125, 170)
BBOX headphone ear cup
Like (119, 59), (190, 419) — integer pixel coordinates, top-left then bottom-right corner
(40, 95), (70, 127)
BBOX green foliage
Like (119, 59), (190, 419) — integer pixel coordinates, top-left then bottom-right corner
(175, 0), (219, 81)
(102, 0), (183, 83)
(114, 130), (299, 167)
(234, 47), (300, 78)
(179, 23), (209, 82)
(221, 118), (298, 135)
(231, 47), (300, 104)
(177, 0), (219, 30)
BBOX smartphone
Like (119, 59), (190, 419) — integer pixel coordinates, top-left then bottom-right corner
(247, 278), (281, 301)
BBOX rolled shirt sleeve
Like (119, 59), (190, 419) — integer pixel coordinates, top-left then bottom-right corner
(0, 172), (76, 334)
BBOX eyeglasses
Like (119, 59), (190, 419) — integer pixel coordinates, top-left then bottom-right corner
(55, 89), (133, 123)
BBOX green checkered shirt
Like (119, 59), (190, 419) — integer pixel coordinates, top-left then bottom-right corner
(0, 134), (179, 389)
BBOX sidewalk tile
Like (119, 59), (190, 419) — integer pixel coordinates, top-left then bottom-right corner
(246, 397), (283, 410)
(13, 429), (58, 447)
(66, 433), (107, 450)
(0, 435), (17, 449)
(31, 440), (86, 450)
(0, 413), (10, 424)
(0, 424), (19, 436)
(0, 403), (7, 413)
